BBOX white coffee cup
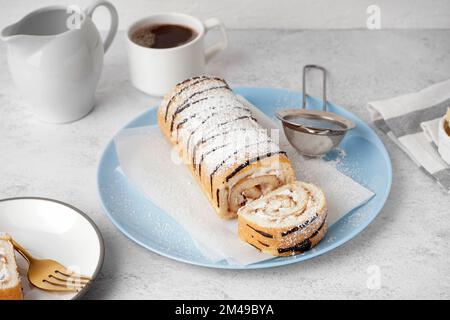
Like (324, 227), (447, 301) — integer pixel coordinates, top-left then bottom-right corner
(126, 13), (228, 97)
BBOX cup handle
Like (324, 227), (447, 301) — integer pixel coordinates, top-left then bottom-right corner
(203, 18), (228, 63)
(85, 0), (119, 53)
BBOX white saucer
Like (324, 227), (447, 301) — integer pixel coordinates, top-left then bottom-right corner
(0, 197), (104, 300)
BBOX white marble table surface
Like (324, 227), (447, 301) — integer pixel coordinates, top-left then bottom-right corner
(1, 30), (450, 299)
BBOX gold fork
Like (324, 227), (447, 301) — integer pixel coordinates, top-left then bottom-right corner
(12, 239), (91, 292)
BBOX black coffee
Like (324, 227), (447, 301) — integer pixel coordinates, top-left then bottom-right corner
(131, 24), (197, 49)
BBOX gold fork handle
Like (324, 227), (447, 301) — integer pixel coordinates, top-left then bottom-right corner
(11, 239), (35, 263)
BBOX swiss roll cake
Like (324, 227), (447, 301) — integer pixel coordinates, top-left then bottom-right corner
(237, 181), (327, 256)
(158, 76), (295, 219)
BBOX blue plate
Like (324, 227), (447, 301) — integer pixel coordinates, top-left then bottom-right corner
(97, 87), (392, 269)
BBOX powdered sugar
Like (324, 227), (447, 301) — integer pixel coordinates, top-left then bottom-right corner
(112, 95), (375, 265)
(162, 77), (283, 179)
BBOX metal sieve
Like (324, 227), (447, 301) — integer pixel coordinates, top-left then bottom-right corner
(276, 65), (356, 157)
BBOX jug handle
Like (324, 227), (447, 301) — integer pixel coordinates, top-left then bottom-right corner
(85, 0), (119, 53)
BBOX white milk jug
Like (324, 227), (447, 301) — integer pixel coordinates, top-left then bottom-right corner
(1, 0), (118, 123)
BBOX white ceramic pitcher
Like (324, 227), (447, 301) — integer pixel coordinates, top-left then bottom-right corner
(1, 0), (118, 123)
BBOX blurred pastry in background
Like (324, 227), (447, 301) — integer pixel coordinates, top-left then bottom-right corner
(444, 108), (450, 136)
(0, 233), (23, 300)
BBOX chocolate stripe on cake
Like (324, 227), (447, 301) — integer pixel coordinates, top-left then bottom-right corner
(209, 139), (271, 193)
(246, 224), (274, 239)
(170, 97), (210, 132)
(277, 219), (326, 254)
(172, 97), (248, 135)
(176, 117), (189, 130)
(177, 105), (250, 135)
(164, 76), (210, 121)
(196, 143), (228, 175)
(191, 128), (253, 171)
(177, 105), (251, 142)
(173, 100), (219, 135)
(277, 239), (312, 254)
(176, 75), (204, 86)
(225, 151), (287, 182)
(216, 188), (220, 208)
(257, 240), (270, 247)
(185, 112), (221, 151)
(169, 85), (230, 128)
(175, 75), (225, 87)
(187, 115), (257, 156)
(164, 76), (225, 122)
(192, 111), (254, 172)
(175, 117), (191, 141)
(281, 215), (317, 237)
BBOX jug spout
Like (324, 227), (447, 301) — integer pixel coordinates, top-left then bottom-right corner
(1, 20), (51, 54)
(0, 22), (33, 46)
(1, 22), (21, 42)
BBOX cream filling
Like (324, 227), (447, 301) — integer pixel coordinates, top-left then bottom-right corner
(239, 182), (325, 228)
(225, 158), (293, 212)
(228, 174), (281, 212)
(225, 160), (290, 204)
(251, 186), (308, 221)
(0, 248), (10, 283)
(224, 158), (297, 215)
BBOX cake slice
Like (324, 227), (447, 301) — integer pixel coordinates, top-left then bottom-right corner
(237, 181), (327, 256)
(0, 233), (23, 300)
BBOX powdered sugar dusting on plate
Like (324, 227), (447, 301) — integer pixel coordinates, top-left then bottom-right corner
(110, 94), (375, 265)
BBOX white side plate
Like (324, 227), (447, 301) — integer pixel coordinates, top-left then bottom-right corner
(0, 197), (104, 300)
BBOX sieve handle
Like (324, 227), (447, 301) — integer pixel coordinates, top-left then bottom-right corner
(302, 64), (327, 111)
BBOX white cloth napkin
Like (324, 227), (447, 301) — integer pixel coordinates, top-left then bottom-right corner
(368, 79), (450, 193)
(421, 118), (441, 146)
(114, 99), (374, 265)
